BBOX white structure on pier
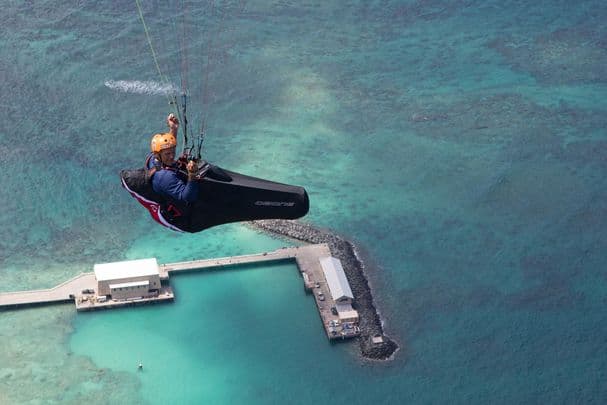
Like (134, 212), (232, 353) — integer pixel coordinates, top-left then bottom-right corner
(94, 258), (161, 300)
(320, 257), (359, 323)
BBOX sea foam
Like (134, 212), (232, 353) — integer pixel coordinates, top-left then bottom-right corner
(104, 80), (178, 96)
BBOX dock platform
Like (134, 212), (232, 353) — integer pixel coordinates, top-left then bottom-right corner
(0, 244), (358, 340)
(74, 286), (175, 310)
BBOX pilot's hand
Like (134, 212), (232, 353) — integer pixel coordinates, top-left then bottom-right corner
(186, 160), (198, 174)
(167, 113), (179, 130)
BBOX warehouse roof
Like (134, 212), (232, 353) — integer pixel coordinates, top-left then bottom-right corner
(320, 256), (353, 301)
(94, 258), (159, 281)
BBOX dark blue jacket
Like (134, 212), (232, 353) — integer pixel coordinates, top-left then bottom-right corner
(146, 154), (199, 204)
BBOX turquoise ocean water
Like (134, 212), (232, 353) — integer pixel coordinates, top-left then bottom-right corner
(1, 1), (606, 403)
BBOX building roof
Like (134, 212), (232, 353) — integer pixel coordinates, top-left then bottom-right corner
(94, 258), (159, 282)
(319, 256), (353, 301)
(336, 303), (359, 321)
(338, 309), (359, 321)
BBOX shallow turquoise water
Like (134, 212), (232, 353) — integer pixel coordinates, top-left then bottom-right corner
(1, 1), (606, 403)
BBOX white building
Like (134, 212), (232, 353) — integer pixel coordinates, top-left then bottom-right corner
(335, 303), (359, 323)
(319, 256), (359, 323)
(94, 258), (161, 300)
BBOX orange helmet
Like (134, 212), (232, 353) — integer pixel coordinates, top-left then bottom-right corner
(150, 133), (177, 153)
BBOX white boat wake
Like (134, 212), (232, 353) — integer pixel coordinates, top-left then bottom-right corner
(104, 80), (178, 96)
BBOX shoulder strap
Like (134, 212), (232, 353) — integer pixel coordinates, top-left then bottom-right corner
(145, 153), (158, 182)
(145, 153), (156, 169)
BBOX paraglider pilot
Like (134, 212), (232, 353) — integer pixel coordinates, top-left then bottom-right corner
(145, 114), (200, 218)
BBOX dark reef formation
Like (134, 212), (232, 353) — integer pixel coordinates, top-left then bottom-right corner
(250, 219), (398, 361)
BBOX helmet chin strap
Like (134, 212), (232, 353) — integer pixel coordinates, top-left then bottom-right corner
(156, 151), (170, 167)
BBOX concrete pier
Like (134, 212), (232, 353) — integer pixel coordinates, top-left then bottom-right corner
(0, 244), (356, 340)
(0, 273), (96, 308)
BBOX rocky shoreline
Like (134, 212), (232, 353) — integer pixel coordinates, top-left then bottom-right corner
(250, 219), (398, 361)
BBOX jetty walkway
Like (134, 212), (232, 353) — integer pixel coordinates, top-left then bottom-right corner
(0, 273), (96, 308)
(0, 244), (355, 340)
(158, 244), (330, 279)
(0, 244), (330, 309)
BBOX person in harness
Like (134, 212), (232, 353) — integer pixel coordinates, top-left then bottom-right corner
(120, 113), (309, 233)
(146, 113), (200, 223)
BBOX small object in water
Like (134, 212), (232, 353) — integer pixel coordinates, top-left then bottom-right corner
(138, 362), (143, 370)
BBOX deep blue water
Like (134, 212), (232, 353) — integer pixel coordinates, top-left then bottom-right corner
(1, 1), (606, 403)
